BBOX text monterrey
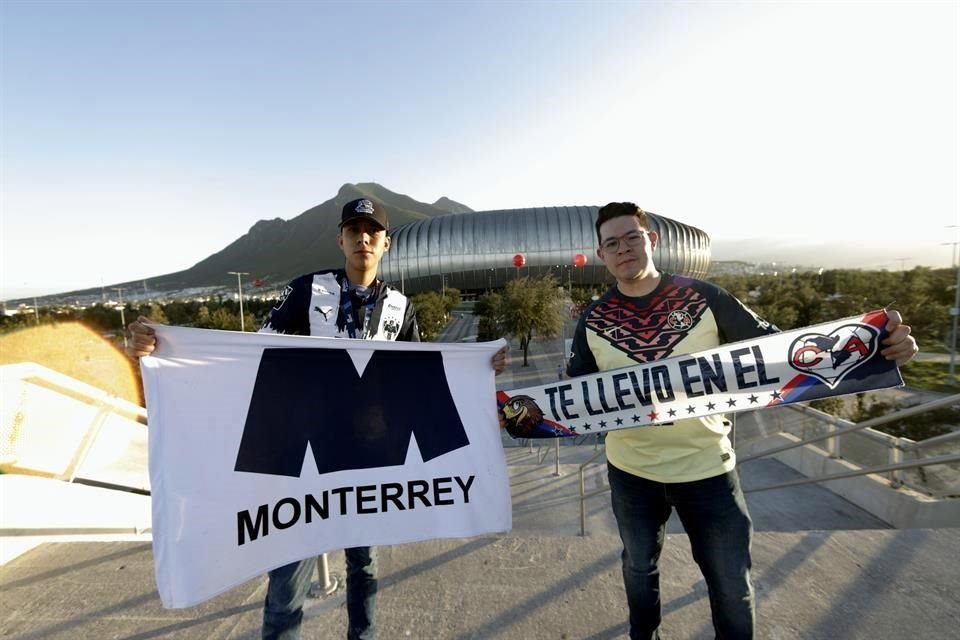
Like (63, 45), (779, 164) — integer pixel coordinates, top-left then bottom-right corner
(232, 348), (472, 546)
(237, 475), (476, 545)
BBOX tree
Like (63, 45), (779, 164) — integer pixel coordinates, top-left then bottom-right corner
(410, 287), (461, 341)
(195, 305), (212, 328)
(709, 267), (954, 345)
(136, 303), (169, 325)
(475, 292), (503, 342)
(411, 291), (448, 341)
(570, 285), (602, 313)
(442, 287), (460, 311)
(496, 274), (566, 366)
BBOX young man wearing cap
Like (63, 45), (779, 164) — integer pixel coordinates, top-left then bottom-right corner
(567, 202), (919, 640)
(129, 197), (508, 640)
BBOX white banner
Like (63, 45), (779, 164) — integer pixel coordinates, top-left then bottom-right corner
(141, 326), (511, 608)
(500, 310), (904, 438)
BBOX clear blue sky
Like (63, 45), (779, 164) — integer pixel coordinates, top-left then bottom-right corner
(2, 0), (957, 300)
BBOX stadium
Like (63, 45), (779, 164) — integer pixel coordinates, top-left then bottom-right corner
(379, 205), (712, 294)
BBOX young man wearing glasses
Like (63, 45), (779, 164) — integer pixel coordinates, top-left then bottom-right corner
(567, 202), (919, 639)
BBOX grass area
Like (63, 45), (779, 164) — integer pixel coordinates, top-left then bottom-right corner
(900, 360), (960, 394)
(923, 343), (952, 354)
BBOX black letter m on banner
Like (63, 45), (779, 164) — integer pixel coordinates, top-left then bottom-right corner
(235, 349), (469, 477)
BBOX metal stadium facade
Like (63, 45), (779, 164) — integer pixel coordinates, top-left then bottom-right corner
(379, 205), (712, 295)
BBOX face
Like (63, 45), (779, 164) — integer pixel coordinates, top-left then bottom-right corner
(596, 215), (658, 283)
(338, 219), (390, 272)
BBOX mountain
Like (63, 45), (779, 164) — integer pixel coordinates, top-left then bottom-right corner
(432, 197), (473, 214)
(47, 183), (465, 301)
(170, 183), (456, 290)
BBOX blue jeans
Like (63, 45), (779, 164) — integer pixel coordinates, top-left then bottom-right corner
(608, 464), (754, 640)
(262, 546), (377, 640)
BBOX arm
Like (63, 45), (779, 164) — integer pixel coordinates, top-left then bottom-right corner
(566, 314), (598, 377)
(710, 282), (917, 364)
(711, 284), (917, 365)
(259, 281), (308, 335)
(710, 286), (779, 343)
(397, 298), (421, 343)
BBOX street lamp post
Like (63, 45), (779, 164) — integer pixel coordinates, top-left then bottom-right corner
(947, 226), (960, 383)
(942, 242), (960, 270)
(112, 287), (127, 348)
(227, 272), (249, 331)
(950, 267), (960, 383)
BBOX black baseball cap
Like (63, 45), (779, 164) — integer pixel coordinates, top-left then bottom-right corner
(340, 198), (389, 231)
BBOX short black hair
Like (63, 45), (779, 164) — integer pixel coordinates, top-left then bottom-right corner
(595, 202), (650, 243)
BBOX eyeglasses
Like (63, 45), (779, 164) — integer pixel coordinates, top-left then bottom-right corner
(599, 231), (646, 254)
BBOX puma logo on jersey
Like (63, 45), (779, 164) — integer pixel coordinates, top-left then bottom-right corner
(314, 305), (334, 320)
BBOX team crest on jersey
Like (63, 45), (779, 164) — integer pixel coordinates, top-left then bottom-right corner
(666, 310), (693, 331)
(370, 291), (407, 341)
(788, 323), (879, 389)
(383, 319), (401, 340)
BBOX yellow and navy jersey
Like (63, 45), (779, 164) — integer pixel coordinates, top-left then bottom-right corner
(568, 273), (777, 483)
(260, 269), (419, 343)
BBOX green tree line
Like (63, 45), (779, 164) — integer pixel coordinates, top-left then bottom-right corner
(0, 296), (275, 338)
(3, 267), (955, 350)
(1, 289), (466, 344)
(708, 267), (955, 348)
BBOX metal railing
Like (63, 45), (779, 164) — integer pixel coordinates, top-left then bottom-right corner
(737, 395), (960, 464)
(740, 454), (960, 493)
(892, 429), (960, 489)
(1, 362), (147, 423)
(1, 362), (148, 488)
(577, 394), (960, 536)
(743, 395), (960, 496)
(578, 448), (608, 536)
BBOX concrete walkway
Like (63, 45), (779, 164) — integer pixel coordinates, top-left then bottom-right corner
(2, 528), (958, 639)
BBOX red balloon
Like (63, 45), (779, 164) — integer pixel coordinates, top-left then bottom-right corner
(573, 253), (587, 268)
(512, 254), (526, 268)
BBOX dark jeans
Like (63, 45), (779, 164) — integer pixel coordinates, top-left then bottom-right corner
(262, 546), (377, 640)
(608, 464), (754, 640)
